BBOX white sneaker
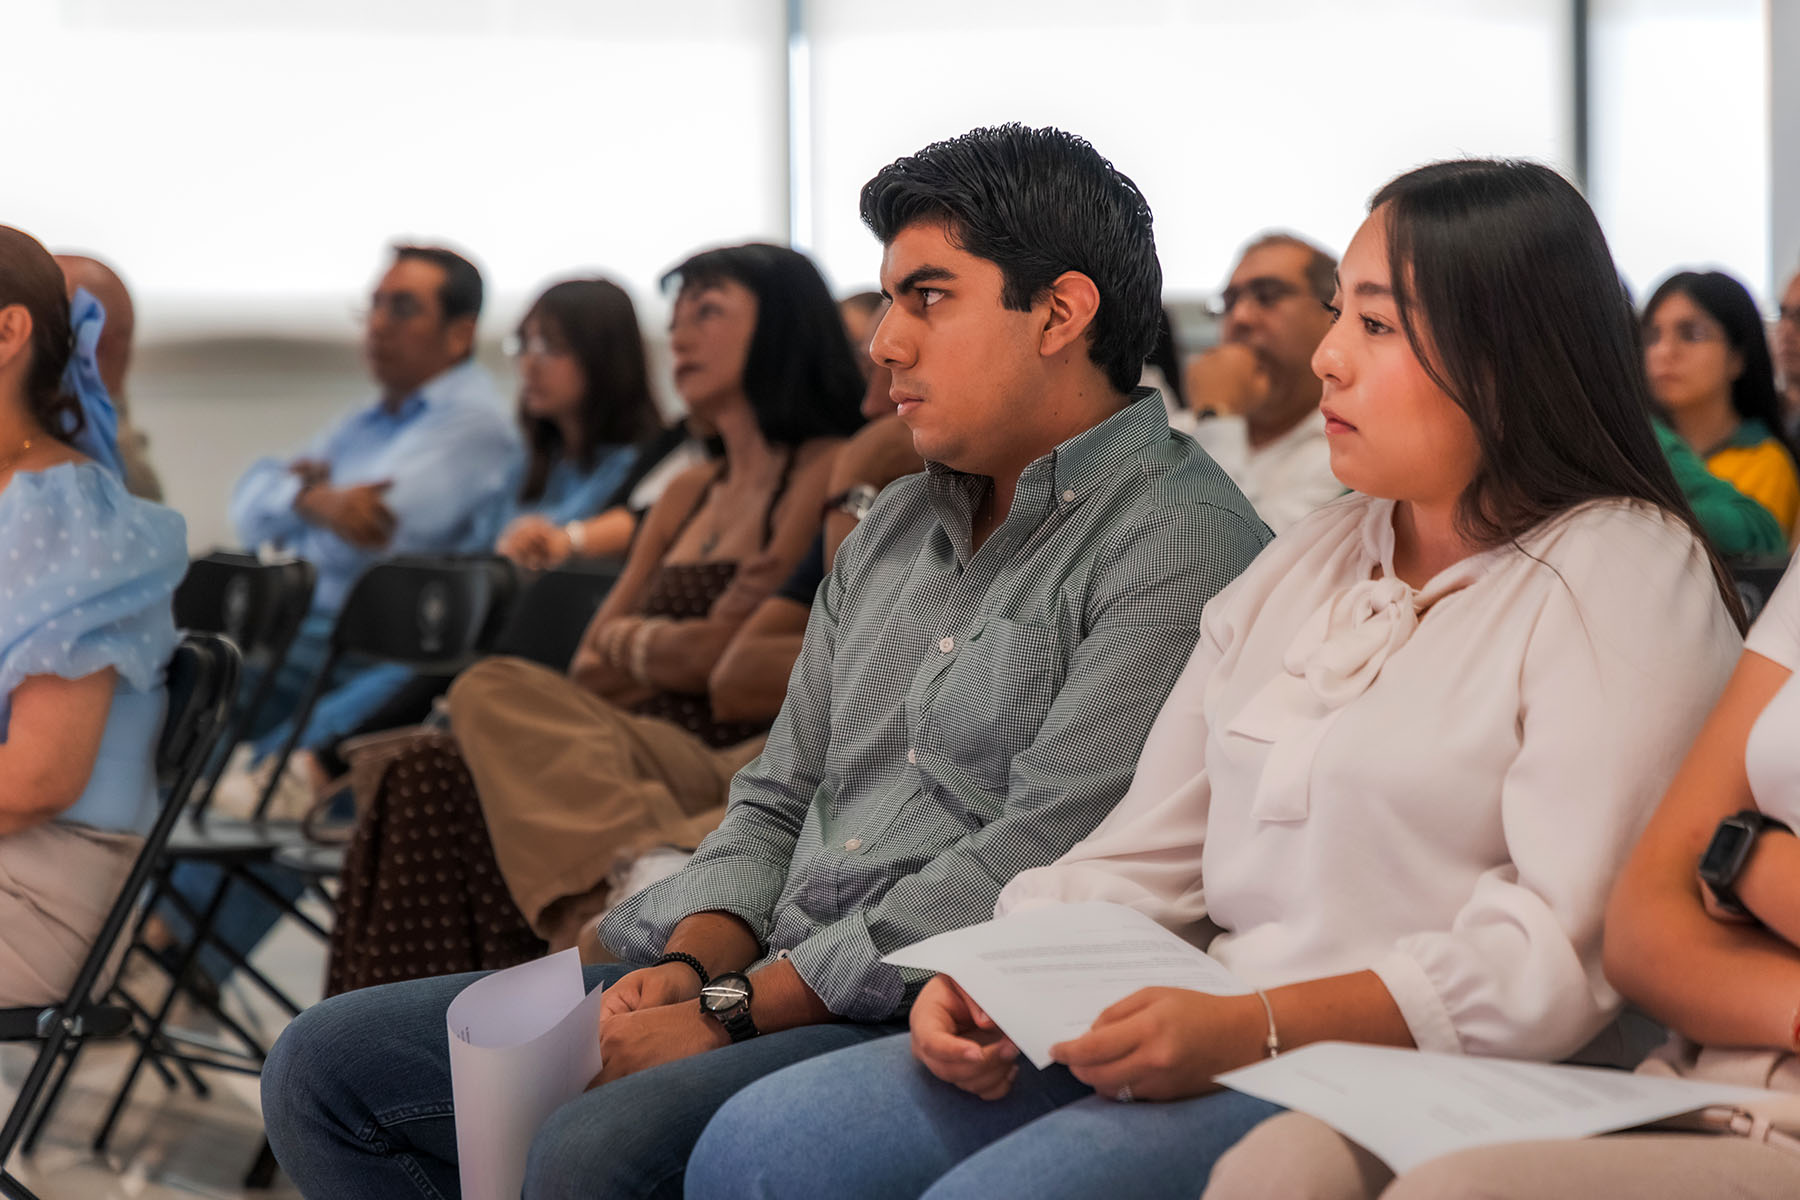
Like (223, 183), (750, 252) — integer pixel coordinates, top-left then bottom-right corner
(212, 746), (316, 821)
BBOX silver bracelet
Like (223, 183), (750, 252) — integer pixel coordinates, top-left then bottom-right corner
(1253, 987), (1281, 1058)
(563, 519), (588, 556)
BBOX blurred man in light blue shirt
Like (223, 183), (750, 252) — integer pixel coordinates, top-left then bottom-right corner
(162, 246), (520, 983)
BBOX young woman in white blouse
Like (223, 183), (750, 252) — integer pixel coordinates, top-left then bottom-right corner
(1204, 573), (1800, 1199)
(681, 159), (1748, 1200)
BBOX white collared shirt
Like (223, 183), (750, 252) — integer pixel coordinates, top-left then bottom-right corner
(1177, 407), (1343, 535)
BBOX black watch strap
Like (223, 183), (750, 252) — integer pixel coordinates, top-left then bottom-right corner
(654, 952), (709, 989)
(1701, 810), (1794, 915)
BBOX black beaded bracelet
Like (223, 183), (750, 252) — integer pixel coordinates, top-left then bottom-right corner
(654, 951), (709, 989)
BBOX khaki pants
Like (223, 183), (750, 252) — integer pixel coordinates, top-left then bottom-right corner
(1204, 1110), (1800, 1200)
(0, 821), (139, 1006)
(448, 657), (764, 949)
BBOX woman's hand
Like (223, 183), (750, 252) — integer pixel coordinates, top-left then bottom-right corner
(1050, 987), (1263, 1103)
(909, 974), (1019, 1100)
(497, 515), (574, 569)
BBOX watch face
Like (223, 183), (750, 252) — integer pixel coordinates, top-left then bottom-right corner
(1700, 821), (1752, 880)
(701, 977), (751, 1014)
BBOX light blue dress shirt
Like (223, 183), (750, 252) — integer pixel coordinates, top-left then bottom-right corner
(513, 445), (638, 529)
(229, 359), (523, 615)
(0, 463), (185, 835)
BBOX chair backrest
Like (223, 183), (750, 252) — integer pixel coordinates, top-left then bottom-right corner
(65, 635), (241, 1019)
(490, 562), (622, 670)
(174, 553), (317, 666)
(1728, 558), (1788, 626)
(329, 555), (520, 671)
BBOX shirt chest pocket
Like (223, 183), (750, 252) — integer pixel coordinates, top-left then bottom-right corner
(926, 618), (1067, 793)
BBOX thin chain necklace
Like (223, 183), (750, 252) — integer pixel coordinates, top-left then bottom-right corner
(0, 438), (33, 476)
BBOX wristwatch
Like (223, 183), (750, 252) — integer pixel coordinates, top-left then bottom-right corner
(699, 972), (759, 1043)
(1698, 809), (1794, 917)
(828, 483), (880, 524)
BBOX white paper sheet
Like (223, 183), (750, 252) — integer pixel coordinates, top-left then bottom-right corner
(1217, 1041), (1779, 1174)
(883, 901), (1250, 1067)
(446, 949), (609, 1200)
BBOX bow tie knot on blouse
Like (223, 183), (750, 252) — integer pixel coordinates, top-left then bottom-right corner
(1227, 573), (1425, 823)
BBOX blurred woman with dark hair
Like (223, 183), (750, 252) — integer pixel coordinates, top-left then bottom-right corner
(0, 225), (183, 1004)
(320, 242), (864, 992)
(1645, 270), (1800, 539)
(688, 160), (1746, 1200)
(494, 277), (660, 566)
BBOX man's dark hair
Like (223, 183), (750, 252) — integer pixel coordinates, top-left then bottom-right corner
(660, 243), (866, 446)
(859, 124), (1161, 394)
(392, 244), (484, 324)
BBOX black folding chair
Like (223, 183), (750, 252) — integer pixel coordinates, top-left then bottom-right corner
(0, 634), (240, 1200)
(170, 553), (317, 823)
(96, 556), (520, 1157)
(490, 560), (623, 670)
(1727, 556), (1789, 625)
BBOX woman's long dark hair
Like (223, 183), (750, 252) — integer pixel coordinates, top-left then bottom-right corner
(1370, 159), (1745, 629)
(1642, 270), (1799, 462)
(0, 225), (82, 443)
(660, 243), (866, 445)
(516, 278), (661, 504)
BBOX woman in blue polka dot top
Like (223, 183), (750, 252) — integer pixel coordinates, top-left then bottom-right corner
(0, 225), (185, 1005)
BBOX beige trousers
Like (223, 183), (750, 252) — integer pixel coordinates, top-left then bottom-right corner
(448, 657), (764, 948)
(1203, 1110), (1800, 1200)
(0, 821), (139, 1006)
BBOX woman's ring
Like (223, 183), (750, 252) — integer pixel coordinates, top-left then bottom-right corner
(1115, 1083), (1135, 1103)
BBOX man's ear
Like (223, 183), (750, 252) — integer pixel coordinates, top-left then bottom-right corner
(1038, 271), (1101, 361)
(0, 305), (33, 374)
(444, 314), (478, 362)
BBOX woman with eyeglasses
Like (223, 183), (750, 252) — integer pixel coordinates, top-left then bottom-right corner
(1644, 270), (1800, 540)
(0, 225), (183, 1005)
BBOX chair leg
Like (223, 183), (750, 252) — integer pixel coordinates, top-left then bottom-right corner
(18, 1039), (83, 1155)
(243, 1137), (280, 1190)
(0, 1169), (44, 1200)
(93, 873), (233, 1153)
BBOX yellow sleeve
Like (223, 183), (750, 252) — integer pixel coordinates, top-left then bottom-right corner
(1707, 441), (1800, 538)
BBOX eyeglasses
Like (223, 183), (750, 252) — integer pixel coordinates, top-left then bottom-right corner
(504, 334), (572, 360)
(353, 292), (431, 325)
(1209, 277), (1302, 319)
(1643, 319), (1727, 348)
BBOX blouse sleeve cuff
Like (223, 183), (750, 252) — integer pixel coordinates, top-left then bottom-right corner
(1371, 947), (1465, 1056)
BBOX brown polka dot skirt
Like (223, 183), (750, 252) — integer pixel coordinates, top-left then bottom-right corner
(325, 731), (546, 996)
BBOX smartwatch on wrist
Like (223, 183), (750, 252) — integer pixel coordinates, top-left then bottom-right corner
(1699, 809), (1794, 917)
(699, 972), (759, 1043)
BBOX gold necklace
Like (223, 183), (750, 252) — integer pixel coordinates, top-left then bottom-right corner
(0, 438), (33, 476)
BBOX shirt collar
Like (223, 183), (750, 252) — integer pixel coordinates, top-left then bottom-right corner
(375, 358), (483, 422)
(1719, 418), (1775, 452)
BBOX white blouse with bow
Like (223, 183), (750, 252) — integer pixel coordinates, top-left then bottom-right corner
(999, 492), (1741, 1060)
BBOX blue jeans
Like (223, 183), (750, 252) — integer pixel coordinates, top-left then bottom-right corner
(261, 964), (907, 1200)
(686, 1032), (1285, 1200)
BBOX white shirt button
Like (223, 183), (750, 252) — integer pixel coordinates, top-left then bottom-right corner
(1062, 489), (1075, 503)
(907, 748), (918, 764)
(939, 636), (955, 653)
(844, 838), (863, 852)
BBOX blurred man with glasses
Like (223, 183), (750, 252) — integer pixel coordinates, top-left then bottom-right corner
(1181, 232), (1341, 533)
(1776, 265), (1800, 439)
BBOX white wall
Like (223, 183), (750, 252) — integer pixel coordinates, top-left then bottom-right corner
(803, 0), (1573, 296)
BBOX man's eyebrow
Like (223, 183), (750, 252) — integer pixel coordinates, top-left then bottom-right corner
(884, 265), (957, 299)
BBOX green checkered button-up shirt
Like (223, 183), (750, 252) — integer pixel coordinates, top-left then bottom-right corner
(602, 390), (1270, 1020)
